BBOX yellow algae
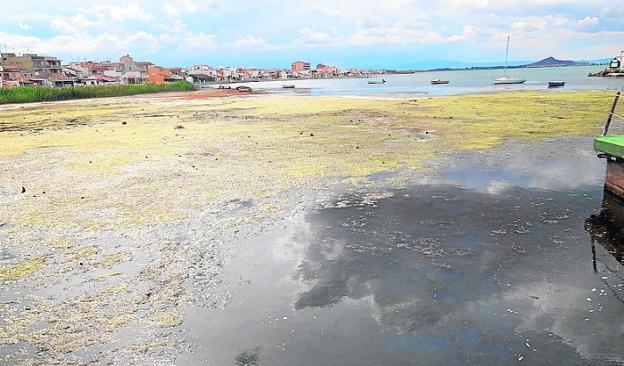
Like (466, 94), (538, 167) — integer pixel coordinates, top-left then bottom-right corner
(126, 340), (169, 352)
(66, 245), (98, 262)
(98, 252), (128, 267)
(0, 257), (46, 282)
(0, 91), (613, 234)
(152, 312), (183, 327)
(99, 314), (134, 327)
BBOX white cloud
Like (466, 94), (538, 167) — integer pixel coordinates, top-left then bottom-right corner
(231, 35), (268, 48)
(88, 3), (152, 22)
(162, 0), (201, 18)
(577, 16), (599, 27)
(1, 0), (623, 65)
(0, 30), (161, 56)
(177, 32), (217, 51)
(51, 17), (78, 34)
(296, 27), (336, 45)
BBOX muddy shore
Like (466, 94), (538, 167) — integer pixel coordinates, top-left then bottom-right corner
(0, 91), (622, 365)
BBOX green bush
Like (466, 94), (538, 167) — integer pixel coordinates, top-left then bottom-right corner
(0, 81), (196, 104)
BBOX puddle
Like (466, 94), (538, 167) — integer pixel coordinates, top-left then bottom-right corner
(181, 137), (624, 365)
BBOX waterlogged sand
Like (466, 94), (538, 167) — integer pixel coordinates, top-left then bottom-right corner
(0, 91), (618, 364)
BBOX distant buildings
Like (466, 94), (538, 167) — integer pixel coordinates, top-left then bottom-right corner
(315, 63), (338, 77)
(1, 53), (66, 87)
(291, 61), (310, 73)
(609, 56), (623, 71)
(0, 51), (376, 89)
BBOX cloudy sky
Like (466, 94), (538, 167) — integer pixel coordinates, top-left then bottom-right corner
(0, 0), (622, 69)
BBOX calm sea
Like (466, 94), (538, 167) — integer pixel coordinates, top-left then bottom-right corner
(238, 66), (624, 97)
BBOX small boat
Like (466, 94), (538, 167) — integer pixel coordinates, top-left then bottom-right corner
(236, 86), (252, 92)
(493, 35), (526, 85)
(431, 78), (450, 85)
(217, 85), (232, 89)
(548, 81), (565, 88)
(493, 77), (527, 85)
(282, 84), (295, 89)
(368, 79), (386, 85)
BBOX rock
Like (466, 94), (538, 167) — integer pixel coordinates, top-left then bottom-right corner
(21, 186), (26, 194)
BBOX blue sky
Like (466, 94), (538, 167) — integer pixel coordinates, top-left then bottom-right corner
(0, 0), (622, 69)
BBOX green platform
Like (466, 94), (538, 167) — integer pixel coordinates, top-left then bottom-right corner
(595, 136), (624, 158)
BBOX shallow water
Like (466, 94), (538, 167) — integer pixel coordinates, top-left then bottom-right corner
(182, 137), (624, 365)
(236, 66), (624, 97)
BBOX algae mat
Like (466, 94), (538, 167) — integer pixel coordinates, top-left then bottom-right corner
(0, 91), (617, 364)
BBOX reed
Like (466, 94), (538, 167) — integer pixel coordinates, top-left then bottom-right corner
(0, 81), (195, 104)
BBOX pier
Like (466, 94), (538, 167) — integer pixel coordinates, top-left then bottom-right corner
(595, 90), (624, 197)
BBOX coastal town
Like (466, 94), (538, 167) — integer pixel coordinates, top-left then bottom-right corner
(0, 52), (385, 88)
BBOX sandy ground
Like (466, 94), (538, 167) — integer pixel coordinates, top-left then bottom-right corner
(0, 90), (618, 365)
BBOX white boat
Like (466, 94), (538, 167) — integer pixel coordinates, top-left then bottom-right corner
(431, 78), (450, 85)
(493, 36), (526, 85)
(493, 77), (526, 85)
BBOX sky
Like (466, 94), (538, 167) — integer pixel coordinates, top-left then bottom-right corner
(0, 0), (622, 69)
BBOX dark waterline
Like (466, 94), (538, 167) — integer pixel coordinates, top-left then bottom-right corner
(181, 138), (624, 365)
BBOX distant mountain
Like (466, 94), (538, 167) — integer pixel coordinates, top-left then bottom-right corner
(524, 56), (577, 67)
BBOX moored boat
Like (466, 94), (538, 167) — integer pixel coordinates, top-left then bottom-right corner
(493, 77), (527, 85)
(431, 78), (450, 85)
(282, 84), (295, 89)
(368, 79), (386, 85)
(493, 36), (526, 85)
(548, 81), (565, 88)
(236, 86), (252, 92)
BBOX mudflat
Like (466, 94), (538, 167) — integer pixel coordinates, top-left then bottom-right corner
(0, 91), (619, 365)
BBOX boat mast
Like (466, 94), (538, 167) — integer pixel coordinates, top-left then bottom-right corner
(504, 35), (509, 77)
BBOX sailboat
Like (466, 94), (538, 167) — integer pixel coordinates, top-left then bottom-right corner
(493, 36), (526, 85)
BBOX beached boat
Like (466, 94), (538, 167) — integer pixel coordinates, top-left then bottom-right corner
(548, 81), (565, 88)
(431, 79), (450, 85)
(493, 36), (526, 85)
(282, 84), (295, 89)
(368, 79), (386, 85)
(217, 85), (232, 89)
(236, 86), (252, 92)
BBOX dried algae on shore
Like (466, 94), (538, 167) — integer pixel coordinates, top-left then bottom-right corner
(0, 90), (616, 364)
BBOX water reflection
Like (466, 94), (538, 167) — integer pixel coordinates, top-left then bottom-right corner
(586, 190), (624, 265)
(585, 190), (624, 307)
(184, 139), (624, 365)
(293, 185), (624, 363)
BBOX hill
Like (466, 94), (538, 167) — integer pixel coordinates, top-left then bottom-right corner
(524, 57), (577, 68)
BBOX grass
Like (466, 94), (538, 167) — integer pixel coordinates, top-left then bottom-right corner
(0, 81), (195, 104)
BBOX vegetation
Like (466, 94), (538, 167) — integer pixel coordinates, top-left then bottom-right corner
(0, 81), (195, 104)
